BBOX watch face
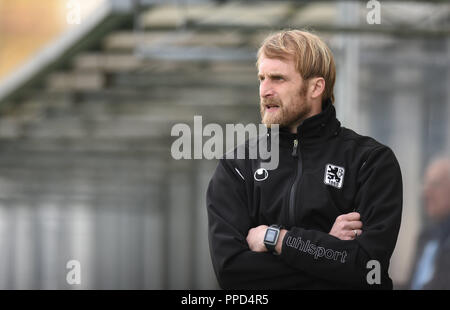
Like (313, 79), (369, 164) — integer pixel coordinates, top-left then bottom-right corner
(265, 229), (277, 243)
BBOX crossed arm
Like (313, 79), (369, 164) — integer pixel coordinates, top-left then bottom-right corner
(246, 212), (363, 254)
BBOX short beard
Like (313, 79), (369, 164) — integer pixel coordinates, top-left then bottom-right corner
(260, 83), (309, 129)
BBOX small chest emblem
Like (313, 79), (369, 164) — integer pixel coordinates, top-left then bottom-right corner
(324, 164), (345, 189)
(254, 168), (268, 181)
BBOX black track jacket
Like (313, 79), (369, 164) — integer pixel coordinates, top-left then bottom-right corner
(206, 100), (403, 289)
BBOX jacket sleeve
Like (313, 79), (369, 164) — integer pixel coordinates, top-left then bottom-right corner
(279, 146), (403, 288)
(206, 158), (314, 289)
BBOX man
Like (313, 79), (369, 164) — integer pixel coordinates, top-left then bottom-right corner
(409, 158), (450, 289)
(206, 30), (402, 289)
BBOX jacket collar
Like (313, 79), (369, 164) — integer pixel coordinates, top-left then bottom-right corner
(274, 99), (341, 147)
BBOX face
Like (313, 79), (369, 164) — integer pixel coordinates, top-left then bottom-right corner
(423, 162), (450, 221)
(258, 56), (312, 132)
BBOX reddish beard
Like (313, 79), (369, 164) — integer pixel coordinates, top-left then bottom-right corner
(260, 83), (309, 129)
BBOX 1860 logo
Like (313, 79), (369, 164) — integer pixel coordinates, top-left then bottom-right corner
(324, 164), (345, 189)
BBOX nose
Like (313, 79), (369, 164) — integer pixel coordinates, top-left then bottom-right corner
(259, 80), (275, 99)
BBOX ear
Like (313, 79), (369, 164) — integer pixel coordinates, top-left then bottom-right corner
(309, 77), (325, 100)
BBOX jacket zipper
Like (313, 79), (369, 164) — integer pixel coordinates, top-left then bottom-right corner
(288, 138), (302, 227)
(292, 139), (298, 157)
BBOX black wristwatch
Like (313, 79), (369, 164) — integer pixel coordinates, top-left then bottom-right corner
(263, 225), (282, 253)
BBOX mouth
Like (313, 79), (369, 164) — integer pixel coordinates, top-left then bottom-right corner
(264, 103), (280, 112)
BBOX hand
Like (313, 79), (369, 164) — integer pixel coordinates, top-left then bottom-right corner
(246, 225), (268, 252)
(329, 212), (363, 240)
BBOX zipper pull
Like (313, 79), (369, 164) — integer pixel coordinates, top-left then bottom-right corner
(292, 139), (298, 157)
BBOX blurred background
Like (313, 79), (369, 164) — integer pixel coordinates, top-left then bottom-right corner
(0, 0), (449, 289)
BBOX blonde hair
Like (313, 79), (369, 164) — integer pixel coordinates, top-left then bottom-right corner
(257, 29), (336, 104)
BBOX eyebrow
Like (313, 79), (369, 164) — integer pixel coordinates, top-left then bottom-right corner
(257, 73), (287, 79)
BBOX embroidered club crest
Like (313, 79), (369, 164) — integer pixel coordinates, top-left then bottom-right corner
(324, 164), (345, 189)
